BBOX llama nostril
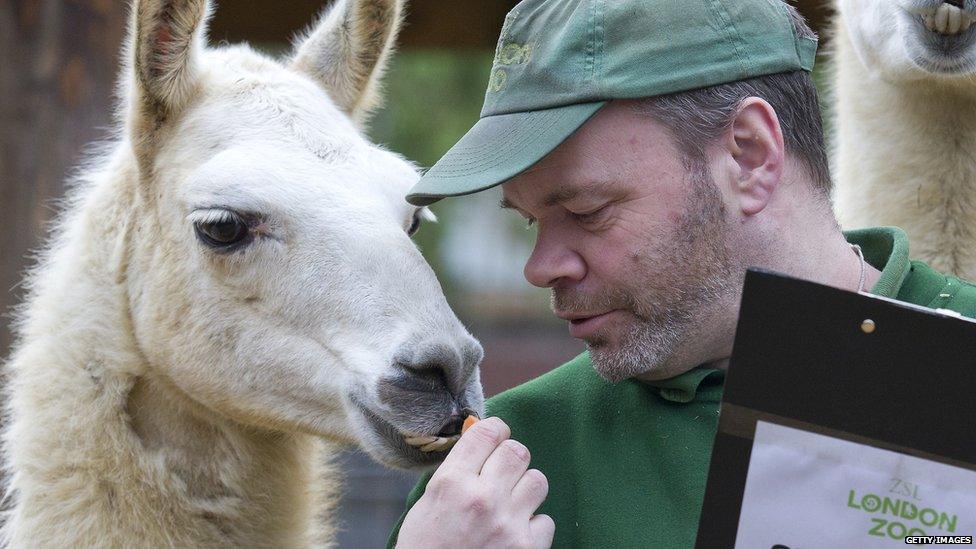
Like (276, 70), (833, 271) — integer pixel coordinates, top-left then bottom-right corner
(395, 359), (450, 393)
(393, 341), (470, 392)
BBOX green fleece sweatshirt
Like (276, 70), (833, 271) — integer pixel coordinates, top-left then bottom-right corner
(388, 227), (976, 548)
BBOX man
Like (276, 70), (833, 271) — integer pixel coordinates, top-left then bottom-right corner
(389, 0), (976, 547)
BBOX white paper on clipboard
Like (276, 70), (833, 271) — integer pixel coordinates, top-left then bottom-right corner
(734, 421), (976, 548)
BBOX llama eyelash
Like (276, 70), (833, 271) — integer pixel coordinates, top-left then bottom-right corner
(187, 208), (242, 226)
(418, 207), (437, 223)
(188, 208), (282, 249)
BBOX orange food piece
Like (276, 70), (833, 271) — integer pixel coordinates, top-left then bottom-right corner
(461, 414), (480, 435)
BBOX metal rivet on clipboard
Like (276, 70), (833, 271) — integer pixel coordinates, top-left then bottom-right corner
(860, 319), (876, 334)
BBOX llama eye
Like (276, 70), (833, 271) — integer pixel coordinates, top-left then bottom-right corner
(407, 213), (422, 236)
(193, 210), (250, 250)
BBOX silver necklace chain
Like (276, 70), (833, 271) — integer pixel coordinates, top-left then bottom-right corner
(851, 243), (866, 293)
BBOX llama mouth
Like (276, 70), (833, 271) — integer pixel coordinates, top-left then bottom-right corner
(906, 7), (976, 73)
(350, 394), (477, 466)
(402, 409), (478, 453)
(402, 433), (460, 453)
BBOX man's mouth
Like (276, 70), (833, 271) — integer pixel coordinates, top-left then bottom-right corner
(557, 310), (621, 339)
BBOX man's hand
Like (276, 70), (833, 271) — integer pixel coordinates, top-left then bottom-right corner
(396, 417), (554, 549)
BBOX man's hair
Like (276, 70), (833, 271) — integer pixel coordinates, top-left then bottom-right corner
(636, 4), (830, 197)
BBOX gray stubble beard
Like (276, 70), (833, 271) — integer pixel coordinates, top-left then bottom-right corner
(579, 165), (741, 383)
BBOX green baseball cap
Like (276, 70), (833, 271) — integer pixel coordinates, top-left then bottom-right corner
(406, 0), (818, 206)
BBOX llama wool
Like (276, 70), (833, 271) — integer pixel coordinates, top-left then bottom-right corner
(832, 0), (976, 281)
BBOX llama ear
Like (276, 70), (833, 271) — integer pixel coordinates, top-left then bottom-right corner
(290, 0), (405, 124)
(127, 0), (211, 125)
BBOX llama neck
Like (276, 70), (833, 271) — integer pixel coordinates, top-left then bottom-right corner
(832, 20), (976, 277)
(3, 150), (335, 547)
(123, 375), (334, 546)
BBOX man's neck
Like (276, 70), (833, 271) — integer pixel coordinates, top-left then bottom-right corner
(781, 218), (883, 296)
(635, 194), (885, 383)
(650, 213), (883, 379)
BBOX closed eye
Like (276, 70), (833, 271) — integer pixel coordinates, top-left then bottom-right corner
(574, 209), (603, 222)
(571, 205), (610, 225)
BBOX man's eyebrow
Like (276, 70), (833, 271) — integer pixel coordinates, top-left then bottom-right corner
(499, 186), (595, 211)
(541, 187), (583, 208)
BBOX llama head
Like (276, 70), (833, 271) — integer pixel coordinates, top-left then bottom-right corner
(839, 0), (976, 79)
(119, 0), (483, 470)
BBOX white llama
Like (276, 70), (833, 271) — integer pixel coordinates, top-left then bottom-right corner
(1, 0), (485, 546)
(833, 0), (976, 280)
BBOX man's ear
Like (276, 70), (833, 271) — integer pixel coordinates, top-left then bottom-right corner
(290, 0), (404, 126)
(722, 97), (785, 216)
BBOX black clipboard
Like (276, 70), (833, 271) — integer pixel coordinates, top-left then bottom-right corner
(695, 269), (976, 548)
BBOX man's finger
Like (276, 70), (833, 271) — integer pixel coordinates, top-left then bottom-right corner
(510, 468), (549, 516)
(479, 438), (531, 493)
(435, 416), (511, 476)
(529, 514), (556, 549)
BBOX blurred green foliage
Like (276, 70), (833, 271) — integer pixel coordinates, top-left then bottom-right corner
(368, 50), (498, 301)
(370, 50), (495, 169)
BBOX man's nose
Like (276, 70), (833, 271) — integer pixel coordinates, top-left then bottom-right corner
(523, 230), (586, 288)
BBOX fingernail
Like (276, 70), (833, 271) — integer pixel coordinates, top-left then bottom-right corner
(483, 417), (504, 437)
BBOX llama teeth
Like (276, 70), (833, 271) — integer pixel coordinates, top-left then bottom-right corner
(420, 438), (446, 452)
(936, 4), (951, 33)
(929, 4), (971, 35)
(419, 435), (460, 453)
(921, 4), (973, 36)
(405, 436), (438, 447)
(948, 5), (962, 33)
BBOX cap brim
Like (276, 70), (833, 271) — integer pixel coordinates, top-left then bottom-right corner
(406, 101), (606, 206)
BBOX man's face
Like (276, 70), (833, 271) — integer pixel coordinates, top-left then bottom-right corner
(501, 101), (742, 382)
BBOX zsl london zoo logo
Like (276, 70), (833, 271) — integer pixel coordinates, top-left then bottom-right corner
(846, 477), (961, 540)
